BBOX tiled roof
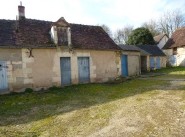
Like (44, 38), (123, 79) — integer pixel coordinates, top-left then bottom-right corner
(137, 45), (166, 56)
(118, 44), (140, 52)
(0, 19), (120, 50)
(0, 19), (16, 46)
(163, 27), (185, 49)
(70, 23), (120, 50)
(16, 19), (52, 47)
(118, 44), (150, 55)
(154, 34), (168, 44)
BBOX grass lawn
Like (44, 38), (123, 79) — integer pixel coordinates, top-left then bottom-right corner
(153, 66), (185, 79)
(0, 67), (185, 137)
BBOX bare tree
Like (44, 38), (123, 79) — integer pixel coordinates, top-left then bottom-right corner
(114, 29), (124, 44)
(99, 24), (113, 39)
(142, 19), (160, 36)
(114, 25), (133, 44)
(158, 10), (185, 36)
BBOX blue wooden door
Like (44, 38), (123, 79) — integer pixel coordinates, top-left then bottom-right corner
(156, 57), (161, 69)
(60, 57), (71, 86)
(0, 61), (8, 90)
(121, 55), (128, 76)
(78, 57), (90, 83)
(150, 57), (155, 69)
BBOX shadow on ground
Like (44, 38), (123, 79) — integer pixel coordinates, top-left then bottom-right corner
(141, 66), (185, 78)
(0, 77), (173, 127)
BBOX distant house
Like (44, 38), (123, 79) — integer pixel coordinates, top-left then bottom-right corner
(154, 34), (169, 49)
(0, 4), (124, 92)
(163, 27), (185, 66)
(118, 45), (141, 76)
(137, 45), (166, 71)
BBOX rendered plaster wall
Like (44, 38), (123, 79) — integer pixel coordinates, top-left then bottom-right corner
(2, 47), (147, 92)
(0, 48), (121, 92)
(22, 48), (121, 90)
(52, 49), (120, 84)
(177, 47), (185, 66)
(163, 47), (185, 66)
(90, 50), (120, 82)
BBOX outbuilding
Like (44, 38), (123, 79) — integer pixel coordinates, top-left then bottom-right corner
(0, 4), (122, 92)
(118, 45), (141, 76)
(137, 45), (166, 71)
(163, 27), (185, 66)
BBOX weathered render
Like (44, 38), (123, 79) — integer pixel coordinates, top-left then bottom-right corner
(163, 27), (185, 66)
(0, 48), (120, 92)
(126, 52), (140, 76)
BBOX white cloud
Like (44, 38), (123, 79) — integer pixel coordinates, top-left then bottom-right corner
(0, 0), (185, 32)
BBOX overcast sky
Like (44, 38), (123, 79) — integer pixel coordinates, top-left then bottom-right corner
(0, 0), (185, 31)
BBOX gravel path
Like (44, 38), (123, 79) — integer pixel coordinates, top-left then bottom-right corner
(89, 79), (185, 137)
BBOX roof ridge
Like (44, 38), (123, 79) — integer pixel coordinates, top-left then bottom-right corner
(0, 19), (16, 21)
(69, 23), (100, 28)
(0, 18), (102, 28)
(19, 18), (53, 23)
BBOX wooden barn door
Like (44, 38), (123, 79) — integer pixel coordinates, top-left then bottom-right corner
(121, 55), (128, 76)
(0, 61), (8, 91)
(78, 57), (90, 83)
(60, 57), (71, 86)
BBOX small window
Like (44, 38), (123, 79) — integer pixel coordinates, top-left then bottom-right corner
(57, 27), (68, 45)
(173, 47), (177, 55)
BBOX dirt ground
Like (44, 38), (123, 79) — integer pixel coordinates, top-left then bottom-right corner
(89, 79), (185, 137)
(1, 68), (185, 137)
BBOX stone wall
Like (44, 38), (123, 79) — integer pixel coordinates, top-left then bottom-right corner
(0, 48), (121, 92)
(0, 49), (23, 91)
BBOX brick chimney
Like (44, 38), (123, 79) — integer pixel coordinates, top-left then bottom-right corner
(18, 1), (25, 20)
